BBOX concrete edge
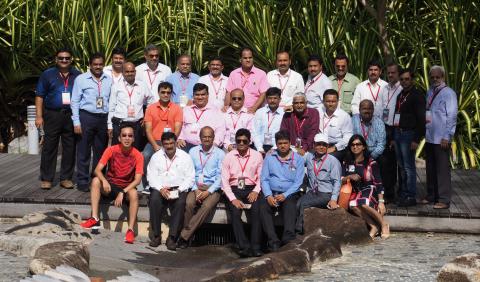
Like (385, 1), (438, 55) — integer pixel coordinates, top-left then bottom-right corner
(385, 215), (480, 234)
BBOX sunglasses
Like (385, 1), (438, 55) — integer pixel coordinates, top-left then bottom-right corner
(351, 142), (363, 147)
(121, 134), (134, 138)
(57, 56), (71, 61)
(236, 139), (249, 144)
(148, 54), (159, 58)
(231, 97), (243, 101)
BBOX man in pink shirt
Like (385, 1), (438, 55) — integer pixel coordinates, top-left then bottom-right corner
(225, 47), (269, 114)
(224, 89), (255, 151)
(221, 128), (263, 257)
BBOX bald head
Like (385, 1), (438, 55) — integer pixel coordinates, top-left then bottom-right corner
(359, 99), (374, 122)
(123, 61), (136, 84)
(200, 126), (215, 150)
(230, 89), (245, 111)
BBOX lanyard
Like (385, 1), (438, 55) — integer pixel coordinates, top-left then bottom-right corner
(428, 86), (446, 109)
(337, 79), (343, 94)
(313, 154), (329, 176)
(60, 72), (70, 91)
(294, 115), (306, 136)
(124, 81), (136, 105)
(236, 149), (251, 175)
(146, 69), (157, 90)
(199, 150), (213, 172)
(368, 83), (381, 102)
(95, 78), (102, 97)
(193, 107), (206, 123)
(360, 121), (371, 141)
(304, 72), (323, 93)
(241, 71), (251, 89)
(386, 85), (400, 106)
(165, 155), (177, 172)
(230, 111), (243, 130)
(179, 75), (190, 94)
(322, 114), (333, 131)
(267, 111), (276, 132)
(277, 70), (291, 93)
(396, 92), (410, 112)
(275, 151), (295, 167)
(209, 74), (222, 98)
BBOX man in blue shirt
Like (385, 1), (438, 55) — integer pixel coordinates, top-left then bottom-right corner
(71, 52), (112, 191)
(165, 55), (199, 107)
(352, 99), (386, 159)
(35, 48), (82, 190)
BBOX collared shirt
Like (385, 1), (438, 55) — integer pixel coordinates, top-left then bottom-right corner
(425, 83), (458, 144)
(318, 106), (353, 151)
(198, 73), (228, 110)
(305, 152), (342, 201)
(103, 65), (124, 85)
(223, 107), (255, 147)
(221, 149), (263, 201)
(189, 145), (225, 193)
(280, 108), (320, 152)
(99, 144), (144, 188)
(165, 71), (200, 104)
(253, 105), (285, 151)
(352, 115), (386, 159)
(328, 72), (361, 114)
(351, 79), (388, 116)
(394, 87), (426, 143)
(380, 81), (402, 125)
(144, 101), (183, 141)
(304, 73), (333, 108)
(267, 69), (304, 107)
(36, 67), (82, 110)
(179, 104), (226, 146)
(135, 63), (172, 100)
(147, 148), (195, 193)
(261, 150), (305, 198)
(226, 66), (270, 109)
(71, 71), (112, 126)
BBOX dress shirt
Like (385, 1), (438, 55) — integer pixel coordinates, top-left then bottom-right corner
(318, 106), (353, 151)
(253, 105), (285, 151)
(147, 148), (195, 193)
(267, 69), (304, 107)
(36, 67), (82, 110)
(223, 107), (255, 147)
(394, 87), (426, 143)
(328, 72), (361, 113)
(226, 66), (270, 109)
(166, 71), (200, 104)
(71, 71), (112, 126)
(261, 150), (305, 198)
(144, 101), (183, 141)
(280, 108), (320, 152)
(198, 73), (228, 110)
(108, 79), (154, 129)
(352, 115), (386, 159)
(380, 81), (402, 125)
(304, 72), (333, 108)
(179, 104), (226, 146)
(189, 145), (225, 193)
(135, 63), (172, 101)
(351, 79), (388, 116)
(305, 152), (342, 201)
(103, 65), (124, 85)
(425, 83), (458, 144)
(221, 149), (264, 201)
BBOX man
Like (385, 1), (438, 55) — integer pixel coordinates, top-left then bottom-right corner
(280, 93), (319, 155)
(221, 129), (263, 257)
(177, 126), (225, 248)
(394, 69), (426, 207)
(80, 124), (142, 244)
(108, 61), (153, 149)
(295, 133), (342, 234)
(225, 47), (269, 113)
(351, 60), (388, 116)
(147, 132), (195, 250)
(198, 57), (228, 110)
(71, 52), (112, 192)
(104, 47), (126, 85)
(223, 89), (254, 151)
(166, 55), (200, 107)
(178, 83), (225, 152)
(317, 89), (352, 161)
(352, 100), (385, 160)
(423, 65), (457, 209)
(328, 54), (360, 113)
(135, 44), (172, 101)
(253, 87), (285, 154)
(260, 130), (304, 250)
(266, 51), (304, 111)
(304, 55), (332, 109)
(35, 48), (81, 189)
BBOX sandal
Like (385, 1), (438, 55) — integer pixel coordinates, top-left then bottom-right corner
(40, 181), (52, 190)
(381, 224), (390, 239)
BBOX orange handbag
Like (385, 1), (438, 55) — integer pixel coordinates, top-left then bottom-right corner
(338, 178), (352, 209)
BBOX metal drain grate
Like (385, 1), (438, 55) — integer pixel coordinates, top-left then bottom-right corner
(191, 224), (235, 246)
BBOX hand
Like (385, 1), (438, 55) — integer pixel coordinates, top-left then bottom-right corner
(74, 125), (82, 135)
(327, 146), (336, 154)
(410, 141), (419, 151)
(231, 199), (244, 209)
(274, 194), (286, 203)
(247, 191), (259, 203)
(267, 196), (277, 207)
(114, 192), (124, 207)
(283, 105), (293, 112)
(108, 129), (113, 139)
(140, 120), (145, 127)
(102, 179), (111, 194)
(187, 100), (193, 106)
(378, 202), (386, 216)
(35, 116), (44, 128)
(296, 148), (306, 156)
(440, 139), (450, 150)
(153, 143), (161, 152)
(177, 139), (186, 148)
(221, 106), (229, 113)
(196, 191), (210, 202)
(348, 174), (361, 182)
(227, 144), (234, 152)
(327, 200), (339, 210)
(247, 106), (257, 114)
(198, 184), (209, 191)
(160, 187), (170, 199)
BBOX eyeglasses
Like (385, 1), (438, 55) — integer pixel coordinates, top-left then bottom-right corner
(148, 54), (159, 58)
(315, 142), (328, 147)
(236, 139), (249, 144)
(121, 134), (134, 138)
(231, 97), (243, 101)
(351, 142), (363, 147)
(57, 56), (71, 61)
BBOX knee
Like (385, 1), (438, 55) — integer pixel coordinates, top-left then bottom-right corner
(127, 190), (138, 203)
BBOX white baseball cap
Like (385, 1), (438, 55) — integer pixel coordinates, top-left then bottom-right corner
(314, 133), (329, 143)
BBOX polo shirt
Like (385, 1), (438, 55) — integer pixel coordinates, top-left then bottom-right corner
(99, 144), (144, 188)
(226, 66), (269, 109)
(36, 67), (82, 110)
(144, 101), (183, 140)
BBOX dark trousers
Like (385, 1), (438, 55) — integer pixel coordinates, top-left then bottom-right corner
(111, 117), (144, 150)
(149, 189), (187, 238)
(76, 110), (108, 186)
(425, 143), (451, 204)
(260, 193), (299, 246)
(394, 129), (417, 199)
(380, 125), (398, 200)
(40, 109), (75, 182)
(295, 191), (331, 232)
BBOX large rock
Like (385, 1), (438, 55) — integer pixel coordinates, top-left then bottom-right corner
(437, 253), (480, 282)
(29, 241), (89, 275)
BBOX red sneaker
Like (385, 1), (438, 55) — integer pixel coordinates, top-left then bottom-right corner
(125, 229), (135, 244)
(80, 217), (100, 229)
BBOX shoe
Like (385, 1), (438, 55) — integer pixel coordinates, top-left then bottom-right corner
(77, 184), (90, 192)
(176, 237), (189, 249)
(80, 217), (100, 229)
(397, 198), (416, 207)
(40, 181), (52, 190)
(237, 248), (251, 258)
(251, 249), (263, 257)
(268, 242), (281, 252)
(419, 198), (433, 205)
(433, 202), (450, 209)
(149, 236), (161, 248)
(141, 189), (151, 195)
(60, 180), (75, 189)
(125, 229), (135, 244)
(166, 236), (177, 251)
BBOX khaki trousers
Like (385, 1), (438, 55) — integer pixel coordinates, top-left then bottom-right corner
(180, 191), (221, 240)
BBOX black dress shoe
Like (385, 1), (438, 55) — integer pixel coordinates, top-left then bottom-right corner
(177, 237), (189, 249)
(166, 236), (177, 251)
(251, 249), (263, 257)
(237, 248), (251, 258)
(149, 236), (161, 247)
(268, 242), (281, 252)
(397, 197), (417, 207)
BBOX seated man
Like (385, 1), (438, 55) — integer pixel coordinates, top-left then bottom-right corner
(177, 126), (225, 248)
(295, 133), (342, 234)
(80, 124), (143, 244)
(221, 128), (264, 257)
(147, 132), (195, 250)
(223, 89), (254, 152)
(260, 130), (305, 250)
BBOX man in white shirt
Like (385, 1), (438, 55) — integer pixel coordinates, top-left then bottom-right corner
(147, 132), (195, 250)
(104, 47), (126, 85)
(267, 51), (304, 112)
(224, 89), (255, 151)
(351, 60), (388, 116)
(198, 57), (228, 110)
(304, 55), (333, 108)
(135, 44), (172, 101)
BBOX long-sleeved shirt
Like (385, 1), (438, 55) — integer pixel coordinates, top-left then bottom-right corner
(267, 69), (305, 107)
(179, 104), (226, 146)
(253, 105), (285, 151)
(280, 108), (320, 152)
(318, 106), (353, 151)
(261, 150), (305, 198)
(36, 67), (82, 110)
(221, 149), (263, 201)
(393, 87), (426, 143)
(226, 66), (270, 109)
(351, 79), (388, 116)
(342, 157), (384, 194)
(223, 107), (255, 147)
(304, 72), (333, 108)
(135, 63), (172, 100)
(147, 148), (195, 193)
(198, 73), (228, 110)
(380, 81), (402, 125)
(425, 83), (458, 144)
(165, 71), (200, 104)
(328, 72), (361, 114)
(189, 145), (225, 193)
(352, 115), (386, 159)
(103, 65), (124, 85)
(305, 152), (342, 201)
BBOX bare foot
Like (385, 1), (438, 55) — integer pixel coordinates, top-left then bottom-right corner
(381, 223), (390, 239)
(369, 225), (379, 238)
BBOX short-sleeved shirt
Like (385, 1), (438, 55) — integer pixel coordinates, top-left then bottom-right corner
(144, 101), (183, 141)
(99, 145), (144, 188)
(328, 72), (361, 114)
(226, 66), (269, 108)
(36, 67), (82, 110)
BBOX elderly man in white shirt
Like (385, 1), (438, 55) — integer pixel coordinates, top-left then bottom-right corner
(198, 57), (228, 110)
(304, 55), (333, 108)
(135, 44), (172, 101)
(351, 60), (388, 116)
(223, 89), (255, 151)
(104, 47), (126, 85)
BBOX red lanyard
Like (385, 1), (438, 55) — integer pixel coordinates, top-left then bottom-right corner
(60, 72), (70, 91)
(199, 150), (213, 171)
(209, 74), (222, 98)
(428, 86), (446, 109)
(179, 75), (190, 94)
(386, 85), (400, 106)
(313, 155), (329, 176)
(304, 72), (323, 93)
(337, 79), (343, 94)
(277, 71), (291, 93)
(124, 81), (136, 105)
(368, 83), (381, 102)
(294, 115), (306, 136)
(396, 92), (410, 112)
(165, 155), (176, 172)
(146, 69), (157, 89)
(236, 150), (251, 175)
(276, 151), (295, 167)
(267, 111), (276, 131)
(230, 112), (243, 130)
(193, 107), (206, 123)
(322, 114), (333, 131)
(95, 79), (102, 96)
(360, 121), (371, 141)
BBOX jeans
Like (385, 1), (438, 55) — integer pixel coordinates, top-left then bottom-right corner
(394, 129), (416, 199)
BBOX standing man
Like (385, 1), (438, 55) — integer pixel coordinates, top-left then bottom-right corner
(423, 66), (457, 209)
(225, 47), (269, 113)
(304, 55), (332, 109)
(223, 89), (255, 151)
(71, 52), (112, 192)
(35, 48), (81, 189)
(166, 55), (200, 107)
(328, 54), (360, 114)
(266, 51), (304, 111)
(352, 100), (385, 160)
(351, 60), (388, 116)
(136, 44), (172, 101)
(198, 57), (228, 110)
(104, 47), (126, 85)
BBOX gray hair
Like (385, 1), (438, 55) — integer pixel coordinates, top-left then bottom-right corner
(429, 65), (445, 77)
(292, 92), (306, 101)
(144, 44), (159, 54)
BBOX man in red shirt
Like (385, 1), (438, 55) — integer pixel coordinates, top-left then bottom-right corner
(80, 124), (143, 244)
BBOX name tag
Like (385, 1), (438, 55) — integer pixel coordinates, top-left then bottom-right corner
(127, 105), (135, 118)
(382, 108), (389, 123)
(62, 92), (71, 105)
(230, 132), (236, 143)
(169, 189), (179, 200)
(180, 95), (188, 107)
(198, 173), (204, 184)
(238, 177), (246, 190)
(348, 165), (355, 172)
(96, 97), (104, 109)
(393, 113), (400, 127)
(426, 110), (432, 124)
(190, 123), (200, 135)
(163, 127), (171, 133)
(264, 133), (272, 145)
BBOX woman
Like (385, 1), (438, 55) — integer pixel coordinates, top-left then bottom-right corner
(342, 134), (389, 239)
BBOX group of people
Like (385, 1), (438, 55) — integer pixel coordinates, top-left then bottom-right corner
(35, 45), (458, 255)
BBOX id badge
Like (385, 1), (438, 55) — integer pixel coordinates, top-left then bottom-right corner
(169, 189), (179, 200)
(289, 164), (296, 171)
(264, 133), (272, 145)
(295, 137), (302, 148)
(348, 165), (355, 172)
(237, 177), (246, 190)
(96, 97), (104, 109)
(198, 173), (204, 184)
(191, 123), (200, 135)
(230, 132), (236, 143)
(163, 126), (171, 133)
(127, 105), (135, 118)
(180, 95), (188, 107)
(426, 110), (432, 124)
(62, 92), (71, 105)
(393, 113), (400, 127)
(382, 108), (389, 123)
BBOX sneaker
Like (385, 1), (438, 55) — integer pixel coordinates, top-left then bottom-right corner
(125, 229), (135, 244)
(141, 188), (151, 195)
(80, 217), (100, 229)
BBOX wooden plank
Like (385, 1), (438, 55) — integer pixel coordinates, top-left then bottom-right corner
(0, 159), (41, 197)
(454, 170), (480, 217)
